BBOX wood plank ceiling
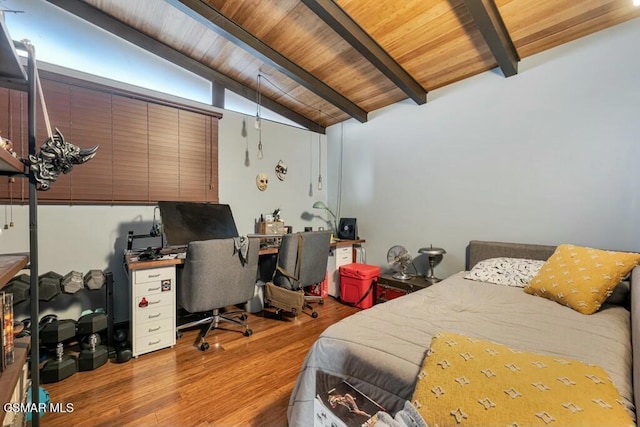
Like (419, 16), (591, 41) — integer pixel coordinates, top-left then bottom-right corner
(46, 0), (640, 132)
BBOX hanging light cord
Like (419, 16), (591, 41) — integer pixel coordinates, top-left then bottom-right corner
(259, 74), (343, 123)
(308, 132), (313, 197)
(317, 109), (323, 190)
(256, 73), (262, 125)
(256, 74), (264, 159)
(336, 122), (344, 219)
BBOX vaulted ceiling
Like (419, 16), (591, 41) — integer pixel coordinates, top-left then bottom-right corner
(46, 0), (640, 133)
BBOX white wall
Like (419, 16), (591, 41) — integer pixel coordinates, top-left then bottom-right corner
(218, 109), (329, 233)
(327, 17), (640, 278)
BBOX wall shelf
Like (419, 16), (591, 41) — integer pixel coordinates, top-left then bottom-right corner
(0, 254), (29, 290)
(0, 254), (29, 425)
(0, 143), (25, 174)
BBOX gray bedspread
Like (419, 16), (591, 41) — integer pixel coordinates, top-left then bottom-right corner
(288, 272), (633, 426)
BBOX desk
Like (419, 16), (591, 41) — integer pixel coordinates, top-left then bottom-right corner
(124, 239), (365, 357)
(125, 239), (365, 270)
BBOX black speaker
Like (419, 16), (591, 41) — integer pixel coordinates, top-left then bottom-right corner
(337, 218), (358, 240)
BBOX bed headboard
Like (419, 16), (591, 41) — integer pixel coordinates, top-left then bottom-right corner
(466, 240), (557, 270)
(631, 267), (640, 419)
(466, 240), (640, 420)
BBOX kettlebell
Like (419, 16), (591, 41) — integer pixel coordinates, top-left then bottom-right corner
(116, 345), (132, 363)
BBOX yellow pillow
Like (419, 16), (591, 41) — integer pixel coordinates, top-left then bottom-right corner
(524, 244), (640, 314)
(412, 332), (634, 427)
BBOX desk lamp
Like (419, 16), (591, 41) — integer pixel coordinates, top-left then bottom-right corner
(419, 245), (446, 283)
(312, 201), (337, 234)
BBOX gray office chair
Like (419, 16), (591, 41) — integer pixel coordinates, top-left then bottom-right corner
(176, 237), (259, 351)
(266, 231), (331, 318)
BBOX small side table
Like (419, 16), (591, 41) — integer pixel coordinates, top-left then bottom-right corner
(376, 273), (431, 304)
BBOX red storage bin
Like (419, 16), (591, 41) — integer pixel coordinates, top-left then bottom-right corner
(339, 263), (380, 309)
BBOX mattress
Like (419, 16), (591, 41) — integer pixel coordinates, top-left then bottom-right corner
(287, 272), (633, 426)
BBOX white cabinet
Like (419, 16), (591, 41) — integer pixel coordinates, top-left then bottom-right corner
(327, 246), (353, 297)
(130, 266), (176, 357)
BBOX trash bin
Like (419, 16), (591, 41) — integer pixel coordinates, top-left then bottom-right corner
(339, 263), (380, 309)
(244, 280), (265, 313)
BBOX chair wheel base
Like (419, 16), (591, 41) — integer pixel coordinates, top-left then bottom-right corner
(200, 342), (210, 351)
(244, 329), (253, 337)
(311, 311), (318, 318)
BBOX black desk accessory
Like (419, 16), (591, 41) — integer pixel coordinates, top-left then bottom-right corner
(337, 218), (358, 240)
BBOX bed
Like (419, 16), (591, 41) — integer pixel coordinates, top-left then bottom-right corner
(288, 240), (640, 426)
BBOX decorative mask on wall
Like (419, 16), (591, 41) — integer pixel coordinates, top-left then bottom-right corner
(275, 160), (287, 181)
(27, 128), (99, 191)
(256, 173), (269, 191)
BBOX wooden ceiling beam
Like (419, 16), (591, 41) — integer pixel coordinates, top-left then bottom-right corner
(166, 0), (368, 123)
(302, 0), (426, 105)
(46, 0), (325, 133)
(461, 0), (519, 77)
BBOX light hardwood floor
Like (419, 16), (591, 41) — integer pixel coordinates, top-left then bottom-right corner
(39, 299), (359, 427)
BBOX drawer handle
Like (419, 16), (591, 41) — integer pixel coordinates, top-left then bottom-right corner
(148, 313), (161, 319)
(148, 339), (161, 345)
(147, 273), (161, 278)
(148, 286), (160, 291)
(148, 300), (161, 305)
(148, 326), (161, 332)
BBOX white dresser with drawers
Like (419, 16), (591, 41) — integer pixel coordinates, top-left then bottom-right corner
(327, 245), (354, 298)
(130, 265), (176, 357)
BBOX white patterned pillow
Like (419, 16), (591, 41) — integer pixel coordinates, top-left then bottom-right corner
(464, 257), (545, 287)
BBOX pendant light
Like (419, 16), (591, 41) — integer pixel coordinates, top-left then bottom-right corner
(242, 117), (250, 167)
(256, 74), (264, 160)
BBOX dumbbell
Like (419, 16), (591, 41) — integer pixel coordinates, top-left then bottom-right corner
(38, 314), (57, 330)
(40, 319), (77, 383)
(112, 328), (132, 363)
(113, 328), (127, 344)
(76, 311), (108, 336)
(78, 333), (108, 371)
(79, 333), (101, 350)
(39, 271), (62, 301)
(62, 271), (84, 294)
(5, 274), (30, 304)
(84, 270), (105, 290)
(76, 311), (108, 371)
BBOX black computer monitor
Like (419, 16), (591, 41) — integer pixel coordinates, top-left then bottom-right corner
(158, 201), (239, 247)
